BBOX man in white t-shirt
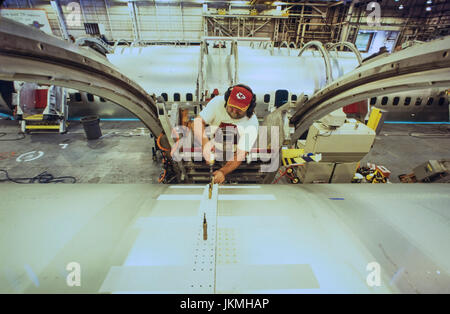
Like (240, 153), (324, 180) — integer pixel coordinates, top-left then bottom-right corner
(193, 84), (259, 184)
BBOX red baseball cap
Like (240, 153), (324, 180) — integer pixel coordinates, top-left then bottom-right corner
(227, 86), (253, 111)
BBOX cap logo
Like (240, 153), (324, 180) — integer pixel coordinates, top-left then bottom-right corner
(236, 92), (246, 100)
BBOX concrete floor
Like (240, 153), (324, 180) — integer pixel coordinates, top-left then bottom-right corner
(0, 120), (160, 184)
(361, 123), (450, 182)
(0, 119), (449, 184)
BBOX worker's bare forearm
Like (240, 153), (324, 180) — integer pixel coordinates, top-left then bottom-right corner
(219, 150), (246, 176)
(193, 116), (209, 147)
(219, 160), (243, 176)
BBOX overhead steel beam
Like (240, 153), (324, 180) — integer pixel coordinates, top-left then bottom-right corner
(291, 37), (450, 142)
(0, 17), (166, 143)
(203, 36), (271, 42)
(310, 5), (325, 18)
(209, 17), (234, 37)
(249, 19), (271, 37)
(50, 0), (70, 40)
(128, 1), (141, 41)
(104, 0), (114, 40)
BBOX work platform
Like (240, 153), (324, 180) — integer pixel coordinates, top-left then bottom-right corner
(0, 184), (449, 293)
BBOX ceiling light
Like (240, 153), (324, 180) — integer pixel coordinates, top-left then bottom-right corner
(426, 6), (431, 11)
(426, 0), (432, 4)
(399, 4), (404, 9)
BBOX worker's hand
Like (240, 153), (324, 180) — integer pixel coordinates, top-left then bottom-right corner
(203, 149), (212, 165)
(213, 170), (226, 184)
(203, 141), (215, 165)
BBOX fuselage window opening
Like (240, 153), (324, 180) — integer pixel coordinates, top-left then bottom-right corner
(415, 97), (422, 106)
(370, 97), (377, 105)
(264, 94), (270, 103)
(275, 90), (289, 108)
(393, 96), (400, 106)
(426, 97), (434, 106)
(291, 94), (297, 101)
(438, 97), (445, 106)
(74, 93), (82, 102)
(174, 93), (180, 102)
(381, 96), (388, 106)
(87, 93), (94, 102)
(161, 93), (168, 102)
(186, 93), (193, 101)
(404, 97), (411, 106)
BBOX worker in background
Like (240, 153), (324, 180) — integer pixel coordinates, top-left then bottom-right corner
(193, 84), (259, 184)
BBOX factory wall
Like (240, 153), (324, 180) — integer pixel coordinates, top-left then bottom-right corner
(1, 0), (449, 48)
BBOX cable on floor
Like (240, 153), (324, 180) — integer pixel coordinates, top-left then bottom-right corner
(0, 132), (26, 141)
(0, 169), (77, 184)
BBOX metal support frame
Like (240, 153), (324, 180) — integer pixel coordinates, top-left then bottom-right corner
(128, 1), (141, 41)
(0, 17), (165, 143)
(273, 19), (279, 42)
(291, 37), (450, 141)
(75, 37), (113, 55)
(180, 1), (185, 41)
(17, 84), (68, 134)
(196, 41), (208, 101)
(297, 41), (333, 85)
(326, 41), (362, 65)
(339, 0), (355, 43)
(91, 0), (100, 25)
(104, 0), (114, 40)
(112, 39), (131, 53)
(78, 0), (88, 24)
(231, 39), (239, 85)
(50, 0), (69, 40)
(278, 40), (291, 55)
(249, 19), (271, 37)
(196, 37), (240, 98)
(295, 4), (304, 45)
(205, 15), (277, 39)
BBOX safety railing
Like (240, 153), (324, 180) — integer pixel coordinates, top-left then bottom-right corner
(112, 39), (131, 54)
(326, 41), (363, 65)
(297, 41), (333, 85)
(196, 41), (208, 102)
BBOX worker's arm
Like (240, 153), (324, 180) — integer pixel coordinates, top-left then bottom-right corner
(193, 115), (214, 162)
(213, 148), (247, 184)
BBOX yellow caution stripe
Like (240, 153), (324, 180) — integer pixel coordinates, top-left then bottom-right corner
(281, 148), (322, 166)
(25, 125), (60, 129)
(24, 114), (44, 121)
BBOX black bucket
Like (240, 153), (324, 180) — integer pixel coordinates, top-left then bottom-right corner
(81, 115), (102, 140)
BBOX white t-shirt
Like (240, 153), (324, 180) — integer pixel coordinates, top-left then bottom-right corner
(199, 96), (259, 152)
